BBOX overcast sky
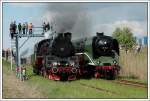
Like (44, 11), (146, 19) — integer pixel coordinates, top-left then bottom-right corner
(2, 2), (148, 57)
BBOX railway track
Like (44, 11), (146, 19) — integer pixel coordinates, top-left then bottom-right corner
(78, 79), (147, 97)
(115, 80), (148, 89)
(79, 82), (118, 95)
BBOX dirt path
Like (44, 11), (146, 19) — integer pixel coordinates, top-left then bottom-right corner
(3, 69), (45, 99)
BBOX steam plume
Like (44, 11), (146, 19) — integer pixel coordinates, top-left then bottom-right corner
(43, 3), (91, 39)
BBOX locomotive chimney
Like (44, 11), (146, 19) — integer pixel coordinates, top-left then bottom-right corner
(64, 32), (72, 40)
(96, 32), (104, 37)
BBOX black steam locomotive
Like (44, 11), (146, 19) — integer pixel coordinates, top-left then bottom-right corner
(90, 32), (120, 79)
(32, 32), (79, 80)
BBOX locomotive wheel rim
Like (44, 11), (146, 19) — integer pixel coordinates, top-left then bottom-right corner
(72, 68), (77, 73)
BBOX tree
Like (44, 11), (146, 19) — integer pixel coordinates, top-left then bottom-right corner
(112, 27), (135, 49)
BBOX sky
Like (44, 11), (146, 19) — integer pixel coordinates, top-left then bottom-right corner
(2, 2), (148, 57)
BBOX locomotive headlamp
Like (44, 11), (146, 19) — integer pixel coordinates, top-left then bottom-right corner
(52, 62), (57, 66)
(113, 60), (117, 65)
(65, 63), (69, 66)
(72, 68), (77, 73)
(57, 62), (60, 66)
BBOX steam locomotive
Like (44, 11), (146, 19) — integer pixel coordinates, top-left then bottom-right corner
(84, 32), (120, 79)
(32, 32), (80, 80)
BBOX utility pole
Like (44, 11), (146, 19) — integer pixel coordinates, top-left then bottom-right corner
(15, 33), (20, 79)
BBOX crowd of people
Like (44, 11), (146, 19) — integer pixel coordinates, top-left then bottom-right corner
(10, 21), (33, 39)
(10, 21), (51, 39)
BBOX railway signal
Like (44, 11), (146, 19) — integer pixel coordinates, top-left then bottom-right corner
(9, 21), (55, 80)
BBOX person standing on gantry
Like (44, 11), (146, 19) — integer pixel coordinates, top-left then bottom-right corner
(18, 23), (22, 35)
(28, 23), (33, 35)
(10, 21), (17, 39)
(10, 22), (14, 39)
(22, 23), (26, 35)
(25, 22), (28, 34)
(42, 22), (46, 33)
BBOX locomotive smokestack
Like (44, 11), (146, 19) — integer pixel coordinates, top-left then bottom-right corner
(64, 32), (72, 41)
(97, 32), (104, 37)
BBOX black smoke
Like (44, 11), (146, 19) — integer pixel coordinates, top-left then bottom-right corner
(44, 3), (91, 39)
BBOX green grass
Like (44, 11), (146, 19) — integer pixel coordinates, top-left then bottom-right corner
(2, 59), (148, 99)
(77, 79), (147, 99)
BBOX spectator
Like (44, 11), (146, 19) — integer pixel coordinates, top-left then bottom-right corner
(42, 22), (46, 33)
(18, 67), (23, 79)
(16, 67), (19, 78)
(46, 22), (50, 31)
(18, 23), (22, 34)
(12, 21), (17, 34)
(6, 50), (8, 61)
(25, 22), (28, 34)
(22, 23), (26, 34)
(22, 66), (26, 81)
(10, 21), (17, 39)
(10, 22), (14, 39)
(135, 44), (142, 54)
(28, 23), (33, 34)
(2, 49), (5, 57)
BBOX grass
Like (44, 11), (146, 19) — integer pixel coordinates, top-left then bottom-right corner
(119, 47), (147, 81)
(2, 59), (148, 99)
